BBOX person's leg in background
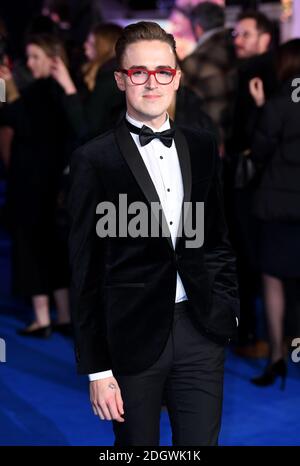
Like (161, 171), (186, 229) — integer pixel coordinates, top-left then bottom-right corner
(31, 294), (51, 328)
(18, 294), (52, 337)
(53, 288), (70, 324)
(263, 274), (285, 363)
(251, 274), (287, 388)
(51, 217), (71, 334)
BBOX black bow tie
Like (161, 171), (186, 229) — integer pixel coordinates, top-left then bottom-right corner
(126, 119), (175, 148)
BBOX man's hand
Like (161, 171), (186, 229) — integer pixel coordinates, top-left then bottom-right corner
(249, 77), (265, 107)
(0, 64), (13, 82)
(0, 64), (20, 103)
(90, 376), (125, 422)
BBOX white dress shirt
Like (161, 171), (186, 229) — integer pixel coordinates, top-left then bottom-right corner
(89, 113), (187, 381)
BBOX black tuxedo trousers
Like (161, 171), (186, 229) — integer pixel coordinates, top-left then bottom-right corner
(112, 301), (225, 446)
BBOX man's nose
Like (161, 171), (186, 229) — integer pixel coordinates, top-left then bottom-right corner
(234, 35), (243, 47)
(145, 73), (157, 88)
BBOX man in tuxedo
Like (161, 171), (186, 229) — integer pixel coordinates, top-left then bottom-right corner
(68, 21), (239, 446)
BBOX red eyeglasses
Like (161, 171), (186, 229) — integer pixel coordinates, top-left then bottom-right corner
(120, 68), (177, 85)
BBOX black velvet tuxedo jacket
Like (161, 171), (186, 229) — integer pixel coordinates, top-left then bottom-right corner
(68, 118), (240, 375)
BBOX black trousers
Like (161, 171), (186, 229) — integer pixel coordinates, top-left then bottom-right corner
(112, 301), (225, 446)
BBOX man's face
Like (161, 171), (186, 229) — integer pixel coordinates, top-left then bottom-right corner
(114, 40), (181, 127)
(234, 19), (270, 59)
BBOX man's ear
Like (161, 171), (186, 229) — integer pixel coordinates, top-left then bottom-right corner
(114, 71), (126, 91)
(259, 33), (271, 53)
(174, 68), (181, 91)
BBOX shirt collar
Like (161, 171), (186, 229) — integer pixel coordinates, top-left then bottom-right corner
(126, 112), (171, 132)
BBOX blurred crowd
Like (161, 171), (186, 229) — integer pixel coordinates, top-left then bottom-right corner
(0, 0), (300, 387)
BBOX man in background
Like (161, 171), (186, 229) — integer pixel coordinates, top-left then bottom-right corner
(181, 1), (237, 146)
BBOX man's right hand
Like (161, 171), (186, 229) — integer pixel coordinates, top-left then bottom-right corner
(249, 77), (265, 107)
(90, 376), (125, 422)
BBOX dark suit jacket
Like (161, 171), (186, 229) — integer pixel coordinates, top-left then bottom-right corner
(68, 118), (240, 375)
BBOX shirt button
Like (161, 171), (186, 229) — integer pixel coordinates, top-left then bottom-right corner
(170, 221), (173, 225)
(160, 156), (163, 159)
(167, 188), (170, 192)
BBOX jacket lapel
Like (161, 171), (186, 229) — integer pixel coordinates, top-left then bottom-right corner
(115, 119), (173, 250)
(174, 127), (192, 249)
(114, 119), (192, 251)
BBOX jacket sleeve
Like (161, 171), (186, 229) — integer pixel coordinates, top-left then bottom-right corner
(68, 147), (112, 374)
(204, 136), (240, 338)
(251, 99), (282, 165)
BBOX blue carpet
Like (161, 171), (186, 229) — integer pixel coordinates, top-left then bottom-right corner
(0, 224), (300, 446)
(1, 311), (300, 446)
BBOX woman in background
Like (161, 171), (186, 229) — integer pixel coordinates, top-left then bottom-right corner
(51, 22), (125, 144)
(82, 22), (123, 92)
(0, 34), (71, 337)
(249, 39), (300, 387)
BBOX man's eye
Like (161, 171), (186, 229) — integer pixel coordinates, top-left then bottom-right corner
(158, 70), (172, 77)
(132, 70), (147, 76)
